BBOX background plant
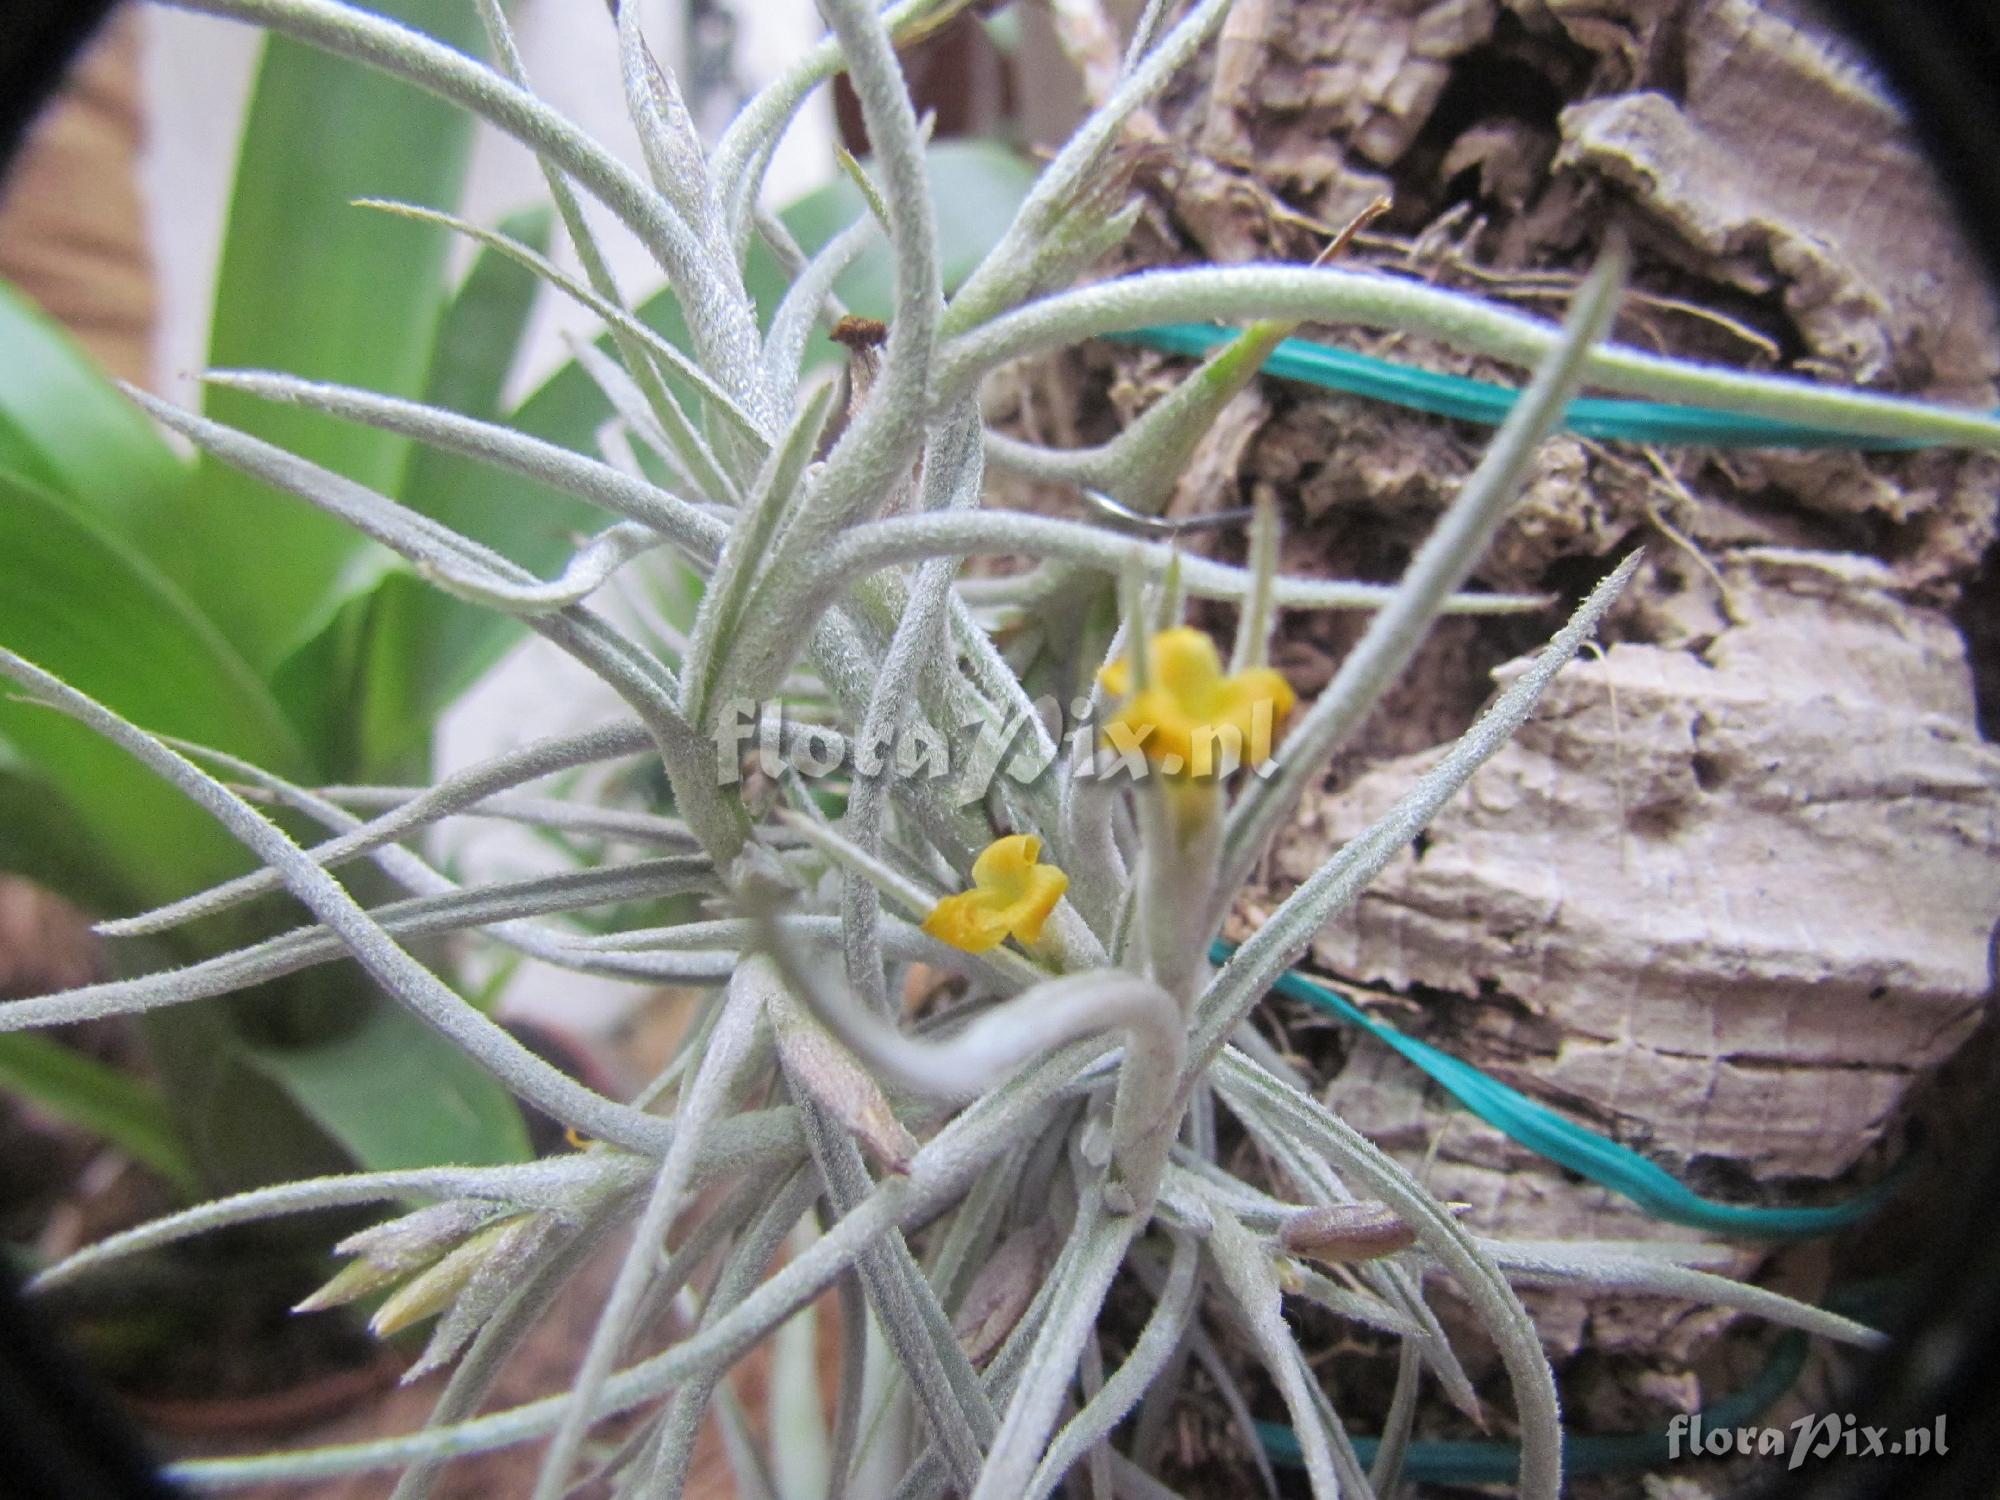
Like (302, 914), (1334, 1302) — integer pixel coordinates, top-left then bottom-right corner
(0, 1), (1031, 1198)
(7, 0), (1999, 1495)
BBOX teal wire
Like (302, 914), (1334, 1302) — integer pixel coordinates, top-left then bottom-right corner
(1209, 941), (1898, 1239)
(1253, 1327), (1809, 1483)
(1252, 1282), (1899, 1482)
(1213, 941), (1906, 1477)
(1107, 324), (1990, 450)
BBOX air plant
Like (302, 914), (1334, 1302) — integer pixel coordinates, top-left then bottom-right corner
(7, 1), (1994, 1496)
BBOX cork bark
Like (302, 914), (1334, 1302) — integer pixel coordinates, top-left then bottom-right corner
(1081, 0), (2000, 1438)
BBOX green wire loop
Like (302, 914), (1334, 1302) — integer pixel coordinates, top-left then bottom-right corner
(1212, 941), (1899, 1238)
(1254, 1327), (1810, 1483)
(1109, 324), (1999, 449)
(1255, 1282), (1899, 1481)
(1215, 943), (1904, 1476)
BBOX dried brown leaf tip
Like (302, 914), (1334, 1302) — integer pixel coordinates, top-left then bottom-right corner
(828, 314), (888, 352)
(1278, 1201), (1471, 1266)
(828, 315), (890, 439)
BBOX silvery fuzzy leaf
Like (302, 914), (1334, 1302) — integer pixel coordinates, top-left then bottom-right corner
(334, 1198), (504, 1274)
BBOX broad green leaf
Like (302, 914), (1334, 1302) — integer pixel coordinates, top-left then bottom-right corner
(0, 466), (393, 1198)
(240, 998), (533, 1170)
(787, 139), (1039, 321)
(131, 0), (489, 680)
(139, 998), (356, 1198)
(344, 206), (567, 777)
(0, 468), (307, 909)
(0, 752), (140, 918)
(0, 281), (188, 530)
(0, 1033), (198, 1195)
(401, 206), (558, 442)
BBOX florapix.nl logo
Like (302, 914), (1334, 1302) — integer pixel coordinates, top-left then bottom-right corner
(712, 692), (1287, 801)
(1666, 1412), (1948, 1470)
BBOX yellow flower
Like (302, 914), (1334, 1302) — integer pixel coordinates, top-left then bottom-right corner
(922, 834), (1069, 953)
(1099, 627), (1296, 778)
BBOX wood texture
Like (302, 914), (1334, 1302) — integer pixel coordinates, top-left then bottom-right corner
(0, 8), (154, 388)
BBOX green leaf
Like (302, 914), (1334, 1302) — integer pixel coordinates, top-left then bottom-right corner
(401, 206), (557, 440)
(0, 469), (392, 1199)
(0, 468), (307, 909)
(130, 0), (489, 681)
(344, 206), (569, 777)
(139, 1000), (355, 1199)
(0, 281), (188, 528)
(240, 999), (533, 1170)
(0, 753), (138, 918)
(0, 1033), (199, 1195)
(786, 139), (1039, 321)
(0, 23), (542, 1193)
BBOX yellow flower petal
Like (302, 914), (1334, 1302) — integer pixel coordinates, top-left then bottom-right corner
(922, 836), (1070, 953)
(1007, 864), (1068, 944)
(1149, 628), (1225, 708)
(970, 833), (1042, 892)
(922, 890), (1015, 953)
(1097, 628), (1296, 779)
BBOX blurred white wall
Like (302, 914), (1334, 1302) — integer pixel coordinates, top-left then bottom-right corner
(140, 4), (259, 410)
(138, 0), (835, 1033)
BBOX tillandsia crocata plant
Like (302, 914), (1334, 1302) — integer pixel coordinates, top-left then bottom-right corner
(8, 0), (2000, 1496)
